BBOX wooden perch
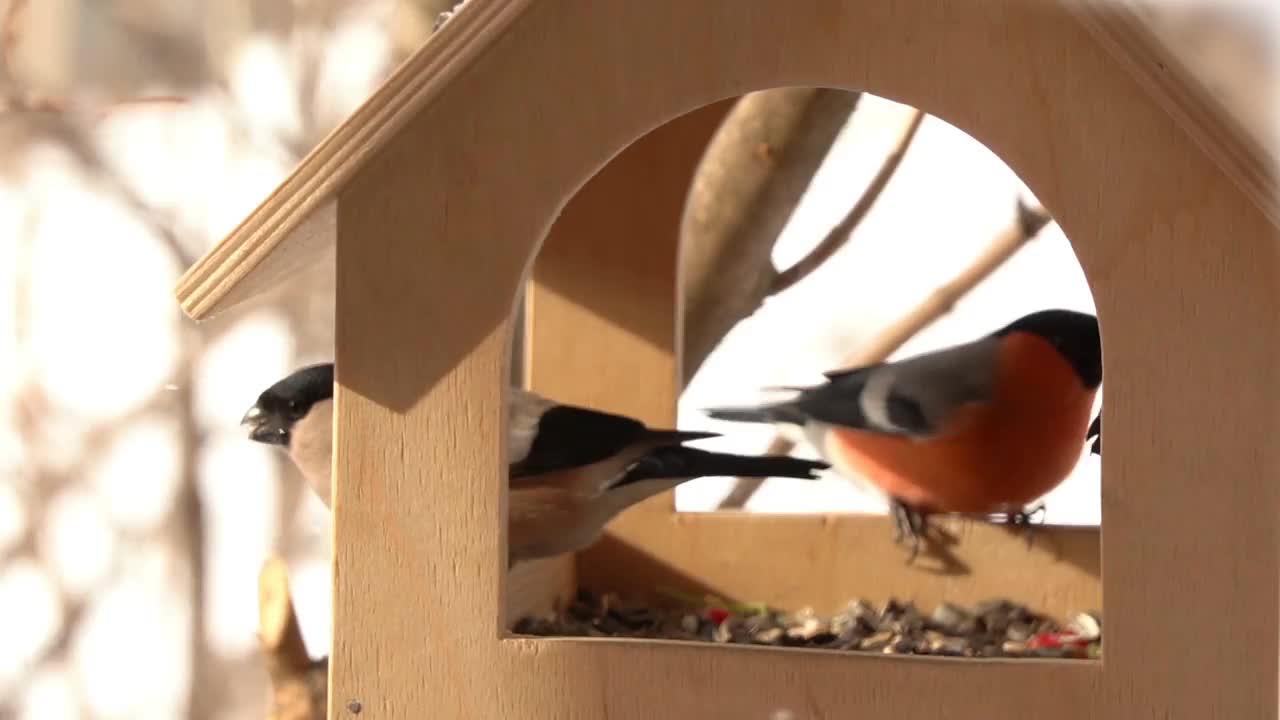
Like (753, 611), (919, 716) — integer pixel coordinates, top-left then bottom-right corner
(259, 557), (326, 720)
(716, 199), (1054, 510)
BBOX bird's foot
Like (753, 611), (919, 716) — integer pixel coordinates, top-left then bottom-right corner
(988, 502), (1046, 549)
(1003, 502), (1046, 526)
(889, 499), (930, 563)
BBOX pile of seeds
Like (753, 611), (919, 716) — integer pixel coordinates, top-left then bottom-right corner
(513, 589), (1101, 659)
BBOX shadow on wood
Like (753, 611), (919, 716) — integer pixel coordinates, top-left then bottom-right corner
(578, 514), (1100, 621)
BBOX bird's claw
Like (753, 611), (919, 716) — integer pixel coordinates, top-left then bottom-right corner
(987, 502), (1046, 549)
(1002, 502), (1046, 526)
(889, 499), (930, 563)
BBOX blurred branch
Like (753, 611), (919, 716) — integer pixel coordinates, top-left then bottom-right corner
(681, 88), (861, 384)
(716, 198), (1054, 510)
(87, 150), (200, 269)
(6, 130), (217, 720)
(174, 329), (214, 720)
(0, 5), (430, 718)
(0, 0), (27, 75)
(106, 9), (209, 87)
(1, 41), (217, 720)
(771, 108), (925, 294)
(0, 61), (198, 269)
(0, 0), (189, 120)
(834, 199), (1051, 367)
(259, 557), (326, 720)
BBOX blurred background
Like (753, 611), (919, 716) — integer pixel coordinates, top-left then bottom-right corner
(0, 0), (1272, 717)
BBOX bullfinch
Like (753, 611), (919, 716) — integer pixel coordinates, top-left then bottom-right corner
(242, 363), (830, 567)
(701, 308), (1102, 558)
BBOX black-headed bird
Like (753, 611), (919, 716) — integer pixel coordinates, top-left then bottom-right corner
(702, 309), (1102, 557)
(243, 364), (829, 567)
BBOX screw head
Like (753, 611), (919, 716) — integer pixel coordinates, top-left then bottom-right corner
(346, 699), (362, 714)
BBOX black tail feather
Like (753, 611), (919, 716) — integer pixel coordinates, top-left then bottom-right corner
(1086, 414), (1101, 455)
(638, 429), (720, 445)
(701, 402), (808, 426)
(614, 446), (828, 488)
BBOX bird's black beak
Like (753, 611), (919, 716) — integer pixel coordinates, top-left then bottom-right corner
(242, 404), (289, 446)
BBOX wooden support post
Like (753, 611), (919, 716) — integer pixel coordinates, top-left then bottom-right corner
(313, 1), (1279, 718)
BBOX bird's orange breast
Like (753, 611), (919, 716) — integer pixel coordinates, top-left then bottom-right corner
(826, 332), (1097, 513)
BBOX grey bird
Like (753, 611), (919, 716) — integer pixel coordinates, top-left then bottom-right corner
(243, 363), (830, 567)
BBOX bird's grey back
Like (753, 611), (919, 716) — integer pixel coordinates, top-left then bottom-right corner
(807, 336), (1000, 438)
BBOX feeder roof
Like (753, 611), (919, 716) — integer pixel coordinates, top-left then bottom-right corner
(172, 0), (1275, 322)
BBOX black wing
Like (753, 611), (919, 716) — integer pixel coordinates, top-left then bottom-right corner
(786, 366), (933, 437)
(509, 404), (714, 479)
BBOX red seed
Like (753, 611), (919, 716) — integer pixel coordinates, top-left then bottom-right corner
(705, 607), (731, 626)
(1027, 632), (1063, 649)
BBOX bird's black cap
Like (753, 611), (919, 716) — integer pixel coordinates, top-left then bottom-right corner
(993, 309), (1101, 389)
(241, 363), (334, 446)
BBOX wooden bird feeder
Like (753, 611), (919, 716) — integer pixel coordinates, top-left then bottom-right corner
(175, 0), (1278, 717)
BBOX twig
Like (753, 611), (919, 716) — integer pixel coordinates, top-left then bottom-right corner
(0, 83), (198, 270)
(27, 108), (202, 270)
(716, 198), (1054, 510)
(0, 7), (378, 715)
(833, 198), (1051, 368)
(0, 82), (188, 121)
(89, 95), (188, 119)
(771, 108), (926, 294)
(175, 337), (214, 720)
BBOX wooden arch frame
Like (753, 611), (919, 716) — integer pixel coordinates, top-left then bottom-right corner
(175, 0), (1278, 717)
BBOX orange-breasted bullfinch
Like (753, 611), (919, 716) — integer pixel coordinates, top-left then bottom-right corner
(242, 363), (830, 567)
(701, 309), (1102, 558)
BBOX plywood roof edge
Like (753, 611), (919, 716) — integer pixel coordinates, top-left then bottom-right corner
(176, 1), (1278, 322)
(173, 0), (537, 321)
(1071, 1), (1280, 229)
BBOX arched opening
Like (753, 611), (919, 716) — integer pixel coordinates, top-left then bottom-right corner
(515, 86), (1103, 661)
(676, 92), (1101, 529)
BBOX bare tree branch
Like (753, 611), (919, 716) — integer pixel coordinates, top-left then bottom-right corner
(770, 108), (926, 294)
(0, 4), (484, 718)
(681, 88), (861, 384)
(174, 330), (214, 720)
(832, 198), (1051, 368)
(716, 198), (1054, 510)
